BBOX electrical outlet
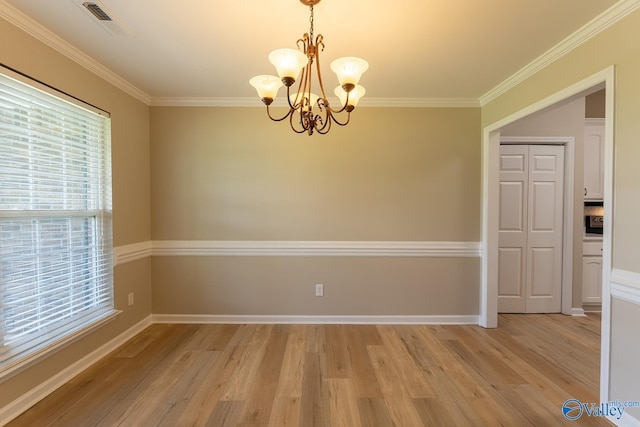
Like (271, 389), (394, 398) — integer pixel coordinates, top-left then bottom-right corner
(315, 284), (324, 297)
(128, 292), (134, 306)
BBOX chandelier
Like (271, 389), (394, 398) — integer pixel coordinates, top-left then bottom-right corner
(249, 0), (369, 136)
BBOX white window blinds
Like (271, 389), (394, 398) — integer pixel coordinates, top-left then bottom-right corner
(0, 69), (114, 376)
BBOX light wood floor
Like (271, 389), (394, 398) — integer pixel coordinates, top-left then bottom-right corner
(8, 314), (610, 426)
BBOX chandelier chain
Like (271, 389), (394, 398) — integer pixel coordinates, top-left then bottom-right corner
(309, 4), (314, 40)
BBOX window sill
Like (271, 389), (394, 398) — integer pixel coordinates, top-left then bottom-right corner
(0, 309), (122, 383)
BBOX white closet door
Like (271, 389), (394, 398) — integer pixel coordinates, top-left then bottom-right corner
(498, 145), (564, 313)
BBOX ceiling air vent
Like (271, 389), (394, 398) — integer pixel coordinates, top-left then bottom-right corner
(83, 2), (113, 21)
(72, 0), (134, 37)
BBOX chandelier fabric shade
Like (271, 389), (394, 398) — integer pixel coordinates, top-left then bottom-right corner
(249, 0), (368, 135)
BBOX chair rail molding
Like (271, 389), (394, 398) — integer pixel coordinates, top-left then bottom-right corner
(113, 240), (482, 265)
(611, 268), (640, 306)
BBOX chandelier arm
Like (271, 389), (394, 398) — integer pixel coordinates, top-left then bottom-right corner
(288, 78), (302, 110)
(327, 109), (351, 127)
(266, 104), (294, 122)
(326, 89), (350, 114)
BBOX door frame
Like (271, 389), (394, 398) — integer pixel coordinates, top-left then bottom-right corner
(498, 137), (575, 314)
(480, 65), (614, 405)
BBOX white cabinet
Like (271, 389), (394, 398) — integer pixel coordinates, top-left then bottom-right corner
(582, 241), (603, 304)
(584, 120), (605, 200)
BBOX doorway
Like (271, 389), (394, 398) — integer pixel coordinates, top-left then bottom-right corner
(480, 66), (614, 404)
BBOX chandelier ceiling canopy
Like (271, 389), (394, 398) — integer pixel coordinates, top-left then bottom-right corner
(249, 0), (369, 136)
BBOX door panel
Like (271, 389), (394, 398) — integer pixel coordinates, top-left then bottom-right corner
(529, 247), (555, 296)
(499, 182), (525, 231)
(530, 182), (558, 231)
(498, 247), (526, 312)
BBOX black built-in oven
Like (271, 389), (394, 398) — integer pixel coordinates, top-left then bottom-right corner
(584, 201), (604, 234)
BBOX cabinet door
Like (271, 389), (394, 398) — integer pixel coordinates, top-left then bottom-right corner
(582, 257), (602, 303)
(584, 125), (605, 200)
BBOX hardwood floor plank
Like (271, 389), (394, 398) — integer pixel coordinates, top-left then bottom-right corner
(325, 325), (350, 379)
(413, 397), (478, 427)
(268, 397), (301, 427)
(239, 327), (289, 424)
(366, 345), (424, 426)
(327, 378), (362, 427)
(299, 351), (330, 427)
(343, 326), (382, 398)
(356, 398), (395, 427)
(206, 400), (245, 427)
(377, 325), (436, 398)
(274, 325), (306, 398)
(173, 345), (249, 425)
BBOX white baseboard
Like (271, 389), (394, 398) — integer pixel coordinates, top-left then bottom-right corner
(613, 410), (640, 427)
(571, 308), (586, 316)
(0, 315), (153, 426)
(151, 314), (480, 325)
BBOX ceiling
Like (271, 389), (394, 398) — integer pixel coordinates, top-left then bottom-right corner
(0, 0), (622, 106)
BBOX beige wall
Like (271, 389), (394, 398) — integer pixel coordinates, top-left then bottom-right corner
(0, 19), (152, 408)
(482, 6), (640, 410)
(610, 298), (640, 418)
(152, 257), (480, 316)
(149, 106), (482, 316)
(150, 107), (481, 241)
(501, 98), (587, 309)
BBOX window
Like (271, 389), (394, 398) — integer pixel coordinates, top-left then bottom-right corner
(0, 68), (114, 377)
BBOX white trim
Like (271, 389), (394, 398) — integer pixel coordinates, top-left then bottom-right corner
(0, 1), (152, 105)
(112, 241), (482, 264)
(0, 315), (153, 426)
(151, 240), (481, 258)
(479, 0), (640, 106)
(611, 269), (640, 305)
(572, 308), (587, 316)
(148, 97), (481, 108)
(614, 410), (640, 427)
(499, 136), (576, 316)
(113, 241), (153, 266)
(152, 314), (479, 325)
(585, 118), (606, 127)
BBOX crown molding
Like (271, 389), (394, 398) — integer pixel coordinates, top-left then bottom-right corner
(479, 0), (640, 106)
(149, 97), (481, 108)
(3, 0), (637, 110)
(0, 0), (151, 105)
